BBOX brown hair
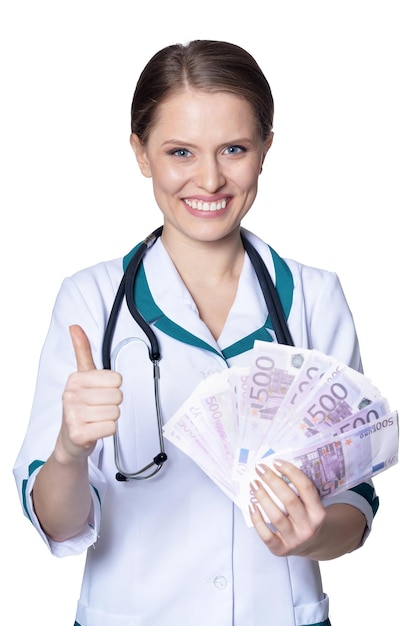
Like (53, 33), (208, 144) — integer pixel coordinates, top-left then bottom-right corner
(131, 40), (274, 143)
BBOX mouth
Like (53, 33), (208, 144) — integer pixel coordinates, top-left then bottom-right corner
(183, 198), (228, 212)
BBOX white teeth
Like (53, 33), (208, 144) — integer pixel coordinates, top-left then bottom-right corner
(185, 199), (227, 212)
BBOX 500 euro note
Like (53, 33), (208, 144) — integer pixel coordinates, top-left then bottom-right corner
(163, 341), (399, 526)
(164, 368), (247, 502)
(234, 342), (317, 478)
(237, 409), (399, 524)
(265, 362), (382, 451)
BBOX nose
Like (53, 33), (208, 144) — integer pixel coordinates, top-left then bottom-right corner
(195, 155), (226, 192)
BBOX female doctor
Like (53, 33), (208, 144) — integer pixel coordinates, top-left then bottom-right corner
(14, 40), (378, 626)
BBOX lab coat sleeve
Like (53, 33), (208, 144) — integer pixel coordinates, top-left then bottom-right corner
(19, 461), (104, 557)
(13, 266), (116, 556)
(292, 262), (363, 371)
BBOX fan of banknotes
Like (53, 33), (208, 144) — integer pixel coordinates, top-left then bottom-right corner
(163, 341), (399, 525)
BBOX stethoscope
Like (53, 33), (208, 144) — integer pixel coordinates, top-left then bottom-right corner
(102, 226), (294, 481)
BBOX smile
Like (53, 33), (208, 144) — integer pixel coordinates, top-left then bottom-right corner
(184, 198), (227, 212)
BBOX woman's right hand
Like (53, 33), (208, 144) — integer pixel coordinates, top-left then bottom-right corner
(56, 324), (123, 462)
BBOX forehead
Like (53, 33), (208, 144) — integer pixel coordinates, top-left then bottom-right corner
(149, 89), (260, 141)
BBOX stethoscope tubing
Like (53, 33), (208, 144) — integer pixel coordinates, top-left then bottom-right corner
(102, 226), (163, 369)
(241, 236), (294, 346)
(102, 226), (294, 480)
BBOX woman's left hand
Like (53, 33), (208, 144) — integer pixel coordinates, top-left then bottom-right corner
(249, 460), (327, 558)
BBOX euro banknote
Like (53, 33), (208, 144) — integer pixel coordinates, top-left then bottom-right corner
(163, 341), (399, 525)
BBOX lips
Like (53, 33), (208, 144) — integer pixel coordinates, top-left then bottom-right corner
(184, 198), (228, 212)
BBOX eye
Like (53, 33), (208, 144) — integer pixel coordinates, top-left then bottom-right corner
(224, 145), (246, 155)
(169, 148), (192, 157)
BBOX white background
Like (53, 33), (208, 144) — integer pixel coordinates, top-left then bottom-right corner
(1, 1), (415, 624)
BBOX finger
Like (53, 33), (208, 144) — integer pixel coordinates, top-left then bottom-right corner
(249, 501), (276, 539)
(69, 325), (97, 372)
(250, 474), (293, 532)
(268, 460), (323, 509)
(248, 495), (288, 558)
(255, 462), (324, 529)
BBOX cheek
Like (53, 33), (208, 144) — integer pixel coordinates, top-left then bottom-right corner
(233, 164), (261, 192)
(152, 163), (189, 193)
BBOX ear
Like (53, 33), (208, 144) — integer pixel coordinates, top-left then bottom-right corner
(259, 132), (274, 173)
(264, 131), (274, 154)
(130, 133), (152, 178)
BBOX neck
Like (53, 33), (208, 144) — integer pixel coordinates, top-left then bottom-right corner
(161, 228), (245, 286)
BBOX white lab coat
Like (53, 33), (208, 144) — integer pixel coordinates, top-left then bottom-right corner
(14, 230), (378, 626)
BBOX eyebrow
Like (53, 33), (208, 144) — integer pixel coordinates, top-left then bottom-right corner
(161, 137), (256, 147)
(161, 139), (197, 148)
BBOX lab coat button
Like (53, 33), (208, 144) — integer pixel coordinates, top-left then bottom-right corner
(213, 575), (227, 590)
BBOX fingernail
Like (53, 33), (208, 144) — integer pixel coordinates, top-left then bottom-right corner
(273, 461), (283, 475)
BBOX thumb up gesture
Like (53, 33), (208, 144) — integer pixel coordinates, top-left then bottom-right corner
(57, 325), (123, 461)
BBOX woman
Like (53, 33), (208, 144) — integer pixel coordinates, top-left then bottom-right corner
(14, 40), (378, 626)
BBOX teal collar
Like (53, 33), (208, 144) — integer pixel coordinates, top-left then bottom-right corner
(122, 239), (294, 360)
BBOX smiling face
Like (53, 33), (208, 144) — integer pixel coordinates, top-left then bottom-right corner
(131, 89), (273, 246)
